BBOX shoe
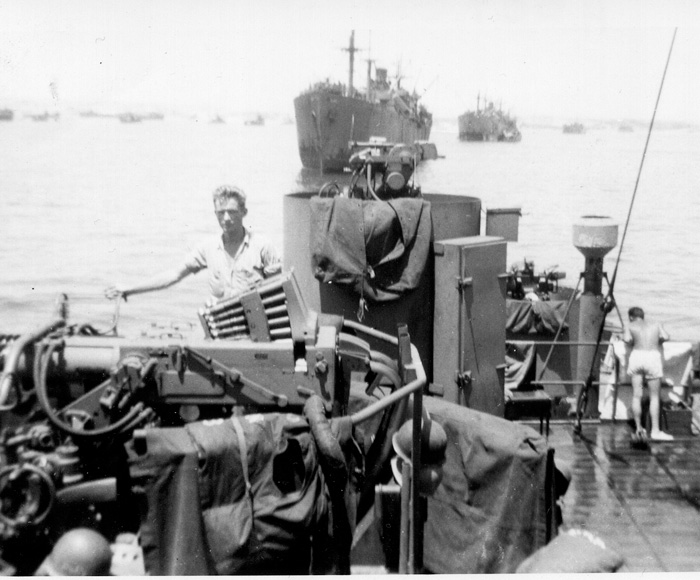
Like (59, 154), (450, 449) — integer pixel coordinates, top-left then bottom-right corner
(649, 431), (674, 441)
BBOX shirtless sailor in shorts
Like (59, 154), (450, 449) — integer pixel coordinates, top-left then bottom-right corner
(623, 306), (673, 441)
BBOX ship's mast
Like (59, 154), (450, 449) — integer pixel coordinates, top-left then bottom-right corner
(366, 31), (373, 100)
(342, 31), (359, 96)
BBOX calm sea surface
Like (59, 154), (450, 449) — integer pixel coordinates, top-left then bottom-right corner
(2, 116), (699, 341)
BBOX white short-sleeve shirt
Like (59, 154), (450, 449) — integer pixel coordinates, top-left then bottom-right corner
(183, 228), (281, 300)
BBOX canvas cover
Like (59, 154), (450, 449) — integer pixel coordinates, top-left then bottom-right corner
(127, 413), (330, 575)
(504, 340), (537, 391)
(506, 298), (569, 335)
(422, 396), (558, 573)
(309, 196), (432, 302)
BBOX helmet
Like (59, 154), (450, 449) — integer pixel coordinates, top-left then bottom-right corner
(392, 417), (447, 466)
(390, 417), (448, 496)
(35, 528), (112, 576)
(391, 456), (444, 496)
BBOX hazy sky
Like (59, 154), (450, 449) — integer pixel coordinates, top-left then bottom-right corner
(2, 0), (700, 122)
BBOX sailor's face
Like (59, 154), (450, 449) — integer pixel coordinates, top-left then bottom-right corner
(214, 198), (245, 234)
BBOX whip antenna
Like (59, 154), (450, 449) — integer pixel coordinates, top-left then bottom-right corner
(574, 27), (677, 435)
(609, 27), (677, 293)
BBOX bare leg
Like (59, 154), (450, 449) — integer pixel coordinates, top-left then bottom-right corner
(648, 378), (661, 434)
(631, 375), (645, 435)
(649, 378), (673, 440)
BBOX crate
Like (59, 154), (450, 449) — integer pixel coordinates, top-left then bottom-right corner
(661, 407), (693, 437)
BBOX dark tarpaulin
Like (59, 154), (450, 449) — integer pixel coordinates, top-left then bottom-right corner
(505, 340), (537, 391)
(506, 298), (569, 335)
(127, 414), (330, 575)
(422, 396), (558, 574)
(309, 196), (432, 302)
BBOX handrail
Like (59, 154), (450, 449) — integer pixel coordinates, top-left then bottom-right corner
(532, 380), (601, 387)
(507, 340), (612, 347)
(349, 344), (425, 426)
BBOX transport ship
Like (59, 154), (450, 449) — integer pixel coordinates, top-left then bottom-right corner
(294, 31), (432, 173)
(458, 95), (521, 142)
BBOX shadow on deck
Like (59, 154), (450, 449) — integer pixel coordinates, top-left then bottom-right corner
(551, 421), (700, 572)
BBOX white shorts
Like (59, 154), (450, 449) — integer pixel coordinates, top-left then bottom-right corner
(627, 350), (664, 381)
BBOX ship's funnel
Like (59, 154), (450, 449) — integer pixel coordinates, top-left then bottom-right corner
(572, 215), (618, 259)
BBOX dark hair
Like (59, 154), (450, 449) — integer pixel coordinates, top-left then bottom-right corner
(628, 306), (645, 320)
(212, 185), (247, 213)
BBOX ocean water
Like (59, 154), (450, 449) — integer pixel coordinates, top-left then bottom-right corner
(1, 116), (699, 342)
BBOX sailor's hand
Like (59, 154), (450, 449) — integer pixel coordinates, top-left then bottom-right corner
(105, 285), (128, 301)
(602, 295), (615, 314)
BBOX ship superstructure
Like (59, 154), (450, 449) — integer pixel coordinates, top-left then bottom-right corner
(294, 31), (432, 173)
(458, 95), (521, 142)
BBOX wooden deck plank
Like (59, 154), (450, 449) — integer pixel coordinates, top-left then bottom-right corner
(551, 422), (700, 572)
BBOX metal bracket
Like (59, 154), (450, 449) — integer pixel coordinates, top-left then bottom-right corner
(184, 346), (288, 407)
(456, 276), (473, 291)
(455, 371), (472, 389)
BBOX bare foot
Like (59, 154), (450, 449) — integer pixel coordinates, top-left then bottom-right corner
(649, 431), (674, 441)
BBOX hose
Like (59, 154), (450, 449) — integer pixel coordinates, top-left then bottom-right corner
(350, 344), (426, 427)
(33, 339), (143, 439)
(304, 396), (351, 574)
(0, 319), (66, 411)
(368, 349), (399, 375)
(318, 181), (341, 198)
(304, 396), (347, 483)
(368, 360), (402, 392)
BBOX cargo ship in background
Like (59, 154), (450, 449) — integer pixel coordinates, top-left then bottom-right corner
(563, 122), (586, 134)
(458, 95), (521, 142)
(293, 31), (432, 173)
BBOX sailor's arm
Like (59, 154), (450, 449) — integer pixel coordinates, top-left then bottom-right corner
(260, 242), (282, 277)
(622, 325), (633, 345)
(104, 264), (192, 300)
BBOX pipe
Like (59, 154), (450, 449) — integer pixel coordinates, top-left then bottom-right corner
(369, 349), (398, 373)
(398, 460), (411, 574)
(368, 360), (402, 392)
(343, 319), (399, 346)
(0, 319), (65, 410)
(350, 344), (425, 426)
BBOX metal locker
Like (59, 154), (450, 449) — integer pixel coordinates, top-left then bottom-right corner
(433, 236), (508, 416)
